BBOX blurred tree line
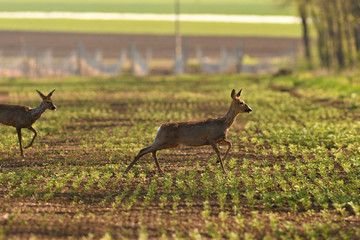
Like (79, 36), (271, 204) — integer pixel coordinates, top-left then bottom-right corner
(296, 0), (360, 69)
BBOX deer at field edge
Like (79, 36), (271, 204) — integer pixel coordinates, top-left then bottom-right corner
(0, 90), (56, 157)
(125, 89), (252, 174)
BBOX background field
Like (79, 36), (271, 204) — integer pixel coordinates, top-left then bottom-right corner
(0, 0), (296, 15)
(1, 74), (360, 239)
(0, 19), (302, 37)
(0, 0), (301, 37)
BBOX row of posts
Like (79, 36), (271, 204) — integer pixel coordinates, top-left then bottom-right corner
(0, 41), (296, 78)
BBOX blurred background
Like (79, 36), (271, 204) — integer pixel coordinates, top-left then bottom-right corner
(0, 0), (358, 77)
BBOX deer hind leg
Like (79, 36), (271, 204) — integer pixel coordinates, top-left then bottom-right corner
(16, 128), (24, 157)
(125, 145), (156, 173)
(210, 141), (226, 173)
(24, 126), (37, 149)
(125, 136), (173, 173)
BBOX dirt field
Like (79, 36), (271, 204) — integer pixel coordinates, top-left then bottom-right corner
(1, 74), (360, 239)
(0, 30), (301, 59)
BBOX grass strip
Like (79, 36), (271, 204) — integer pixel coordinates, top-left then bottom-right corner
(0, 19), (304, 37)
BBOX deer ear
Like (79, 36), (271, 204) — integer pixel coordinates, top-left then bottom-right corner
(231, 89), (236, 99)
(36, 90), (46, 100)
(47, 89), (56, 98)
(236, 89), (243, 97)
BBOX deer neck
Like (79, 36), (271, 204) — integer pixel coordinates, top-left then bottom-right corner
(30, 102), (47, 121)
(223, 103), (239, 128)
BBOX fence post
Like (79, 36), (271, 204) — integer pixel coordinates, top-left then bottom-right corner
(236, 43), (244, 73)
(174, 43), (188, 75)
(0, 50), (2, 78)
(21, 42), (30, 78)
(130, 41), (150, 76)
(130, 41), (135, 74)
(76, 42), (83, 76)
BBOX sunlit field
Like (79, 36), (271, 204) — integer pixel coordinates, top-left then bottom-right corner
(0, 0), (296, 15)
(1, 74), (360, 239)
(0, 0), (301, 37)
(0, 19), (303, 37)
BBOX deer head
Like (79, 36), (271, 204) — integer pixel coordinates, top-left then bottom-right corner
(230, 89), (252, 114)
(36, 89), (57, 111)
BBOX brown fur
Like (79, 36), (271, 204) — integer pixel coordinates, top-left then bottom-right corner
(125, 89), (252, 174)
(0, 90), (56, 157)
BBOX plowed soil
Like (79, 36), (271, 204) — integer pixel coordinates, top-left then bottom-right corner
(0, 30), (301, 58)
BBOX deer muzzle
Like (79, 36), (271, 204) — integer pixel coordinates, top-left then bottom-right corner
(246, 106), (252, 113)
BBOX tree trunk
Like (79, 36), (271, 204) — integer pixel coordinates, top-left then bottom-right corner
(355, 27), (360, 52)
(298, 1), (312, 66)
(353, 0), (360, 53)
(335, 21), (345, 68)
(333, 0), (345, 68)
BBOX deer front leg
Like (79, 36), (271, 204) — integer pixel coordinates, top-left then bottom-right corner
(16, 127), (24, 157)
(24, 126), (37, 149)
(219, 139), (232, 162)
(210, 141), (226, 173)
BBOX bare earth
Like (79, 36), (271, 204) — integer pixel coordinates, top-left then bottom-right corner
(0, 30), (301, 59)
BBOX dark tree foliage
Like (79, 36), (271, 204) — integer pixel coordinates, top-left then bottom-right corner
(297, 0), (360, 69)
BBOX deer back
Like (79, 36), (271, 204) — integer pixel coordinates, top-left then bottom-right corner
(157, 118), (228, 146)
(0, 104), (34, 128)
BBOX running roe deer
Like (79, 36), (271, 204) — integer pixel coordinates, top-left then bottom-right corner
(0, 89), (56, 157)
(125, 89), (252, 174)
